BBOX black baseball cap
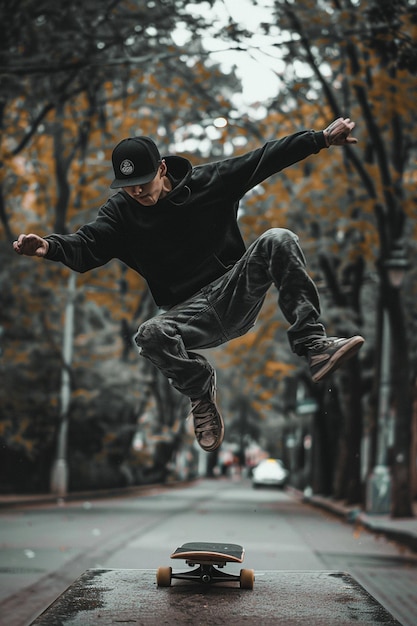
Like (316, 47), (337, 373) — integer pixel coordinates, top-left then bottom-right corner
(110, 136), (161, 189)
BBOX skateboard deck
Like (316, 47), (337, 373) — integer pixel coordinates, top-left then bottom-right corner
(156, 541), (254, 589)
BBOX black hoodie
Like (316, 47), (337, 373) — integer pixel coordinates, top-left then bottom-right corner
(45, 129), (326, 306)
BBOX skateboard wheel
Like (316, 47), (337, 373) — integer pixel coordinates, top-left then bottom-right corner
(156, 566), (172, 587)
(240, 568), (255, 590)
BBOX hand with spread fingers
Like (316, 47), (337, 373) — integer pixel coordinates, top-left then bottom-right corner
(323, 117), (358, 147)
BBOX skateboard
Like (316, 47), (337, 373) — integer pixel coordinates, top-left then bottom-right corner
(156, 541), (254, 589)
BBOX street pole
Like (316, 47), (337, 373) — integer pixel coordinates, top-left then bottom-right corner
(376, 309), (391, 468)
(50, 271), (76, 497)
(365, 307), (392, 514)
(366, 241), (412, 516)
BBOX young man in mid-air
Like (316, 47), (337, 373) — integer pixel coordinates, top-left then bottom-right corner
(13, 117), (365, 453)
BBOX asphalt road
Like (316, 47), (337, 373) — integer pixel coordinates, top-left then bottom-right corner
(0, 478), (416, 625)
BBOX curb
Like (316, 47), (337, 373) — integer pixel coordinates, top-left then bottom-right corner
(0, 481), (195, 510)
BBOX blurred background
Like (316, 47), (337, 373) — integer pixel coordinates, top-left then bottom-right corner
(0, 0), (416, 519)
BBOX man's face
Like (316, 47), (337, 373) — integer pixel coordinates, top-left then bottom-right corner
(123, 162), (168, 205)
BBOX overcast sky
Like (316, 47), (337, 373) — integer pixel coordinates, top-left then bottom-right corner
(175, 0), (282, 105)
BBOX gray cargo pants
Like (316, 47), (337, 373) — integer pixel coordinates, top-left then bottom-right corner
(135, 228), (325, 398)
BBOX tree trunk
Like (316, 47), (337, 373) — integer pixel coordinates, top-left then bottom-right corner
(345, 359), (363, 504)
(332, 358), (363, 504)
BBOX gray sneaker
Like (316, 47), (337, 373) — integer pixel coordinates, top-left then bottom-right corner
(190, 373), (224, 452)
(307, 335), (365, 383)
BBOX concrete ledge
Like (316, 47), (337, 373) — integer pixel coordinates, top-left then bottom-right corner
(30, 569), (400, 625)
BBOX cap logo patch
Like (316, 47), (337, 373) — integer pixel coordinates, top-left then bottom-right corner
(120, 159), (134, 176)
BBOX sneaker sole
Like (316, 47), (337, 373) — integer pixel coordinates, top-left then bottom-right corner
(312, 336), (365, 383)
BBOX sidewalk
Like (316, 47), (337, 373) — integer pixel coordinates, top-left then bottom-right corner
(298, 490), (417, 553)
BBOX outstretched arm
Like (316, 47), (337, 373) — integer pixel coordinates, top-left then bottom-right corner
(13, 233), (49, 257)
(323, 117), (358, 147)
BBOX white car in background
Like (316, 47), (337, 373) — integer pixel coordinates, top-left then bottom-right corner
(252, 458), (289, 489)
